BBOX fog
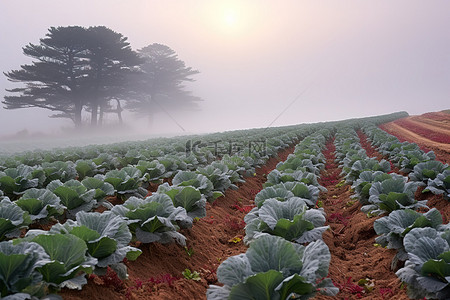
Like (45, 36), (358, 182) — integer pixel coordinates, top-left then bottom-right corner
(0, 1), (449, 144)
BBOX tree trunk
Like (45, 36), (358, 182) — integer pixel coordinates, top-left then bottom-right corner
(91, 103), (98, 127)
(99, 104), (104, 127)
(74, 100), (83, 128)
(116, 99), (123, 125)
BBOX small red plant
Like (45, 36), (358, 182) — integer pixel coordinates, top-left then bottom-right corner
(333, 277), (364, 298)
(147, 273), (180, 286)
(125, 274), (180, 299)
(230, 202), (255, 213)
(134, 278), (144, 289)
(99, 267), (126, 291)
(223, 215), (246, 231)
(328, 213), (350, 226)
(204, 216), (215, 224)
(379, 287), (394, 299)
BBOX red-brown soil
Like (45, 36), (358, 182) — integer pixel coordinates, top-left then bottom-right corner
(380, 111), (450, 163)
(314, 140), (409, 300)
(60, 144), (296, 300)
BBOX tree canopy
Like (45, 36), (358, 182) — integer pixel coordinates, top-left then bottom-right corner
(3, 26), (201, 129)
(126, 43), (202, 119)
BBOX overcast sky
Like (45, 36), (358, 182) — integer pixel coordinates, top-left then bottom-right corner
(0, 0), (449, 137)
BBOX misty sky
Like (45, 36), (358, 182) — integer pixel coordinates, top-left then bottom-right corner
(0, 0), (449, 137)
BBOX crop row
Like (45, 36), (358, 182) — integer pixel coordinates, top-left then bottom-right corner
(336, 124), (449, 299)
(207, 129), (339, 299)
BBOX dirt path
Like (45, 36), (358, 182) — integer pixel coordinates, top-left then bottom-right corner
(60, 144), (297, 300)
(314, 139), (408, 300)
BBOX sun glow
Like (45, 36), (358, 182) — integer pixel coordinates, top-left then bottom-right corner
(200, 1), (266, 42)
(224, 10), (238, 28)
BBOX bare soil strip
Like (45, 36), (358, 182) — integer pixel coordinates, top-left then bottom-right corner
(314, 139), (408, 300)
(60, 144), (296, 300)
(401, 117), (450, 136)
(415, 116), (450, 131)
(381, 123), (450, 163)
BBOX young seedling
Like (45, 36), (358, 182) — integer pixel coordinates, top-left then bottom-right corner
(182, 269), (201, 281)
(184, 246), (195, 257)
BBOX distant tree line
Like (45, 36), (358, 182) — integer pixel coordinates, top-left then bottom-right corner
(3, 26), (201, 128)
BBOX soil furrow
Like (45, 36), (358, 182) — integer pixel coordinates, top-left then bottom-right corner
(314, 138), (408, 300)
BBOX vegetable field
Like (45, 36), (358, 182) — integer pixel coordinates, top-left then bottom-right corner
(0, 111), (449, 300)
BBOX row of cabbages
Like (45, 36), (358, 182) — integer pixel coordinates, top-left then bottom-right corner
(336, 125), (450, 300)
(207, 129), (339, 300)
(0, 124), (306, 199)
(362, 124), (450, 200)
(0, 127), (304, 239)
(0, 130), (304, 300)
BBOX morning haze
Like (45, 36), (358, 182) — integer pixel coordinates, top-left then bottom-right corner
(0, 0), (449, 142)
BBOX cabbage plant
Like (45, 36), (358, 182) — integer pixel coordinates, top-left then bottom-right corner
(0, 165), (44, 198)
(23, 232), (97, 290)
(374, 208), (448, 262)
(157, 183), (207, 221)
(207, 234), (338, 299)
(47, 180), (96, 218)
(15, 188), (65, 221)
(361, 178), (426, 215)
(135, 160), (165, 183)
(40, 161), (77, 186)
(344, 158), (391, 184)
(111, 194), (189, 246)
(244, 198), (328, 244)
(196, 163), (238, 193)
(92, 153), (118, 172)
(48, 211), (141, 279)
(396, 228), (450, 299)
(254, 187), (294, 208)
(221, 155), (255, 178)
(99, 166), (146, 197)
(424, 170), (450, 200)
(277, 158), (321, 175)
(264, 169), (324, 191)
(352, 171), (405, 205)
(409, 161), (450, 186)
(0, 240), (51, 298)
(75, 160), (100, 180)
(273, 182), (320, 207)
(0, 198), (31, 241)
(158, 155), (188, 178)
(397, 149), (436, 173)
(81, 177), (115, 208)
(172, 171), (216, 200)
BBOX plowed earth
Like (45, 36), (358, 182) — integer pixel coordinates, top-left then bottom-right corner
(380, 111), (450, 163)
